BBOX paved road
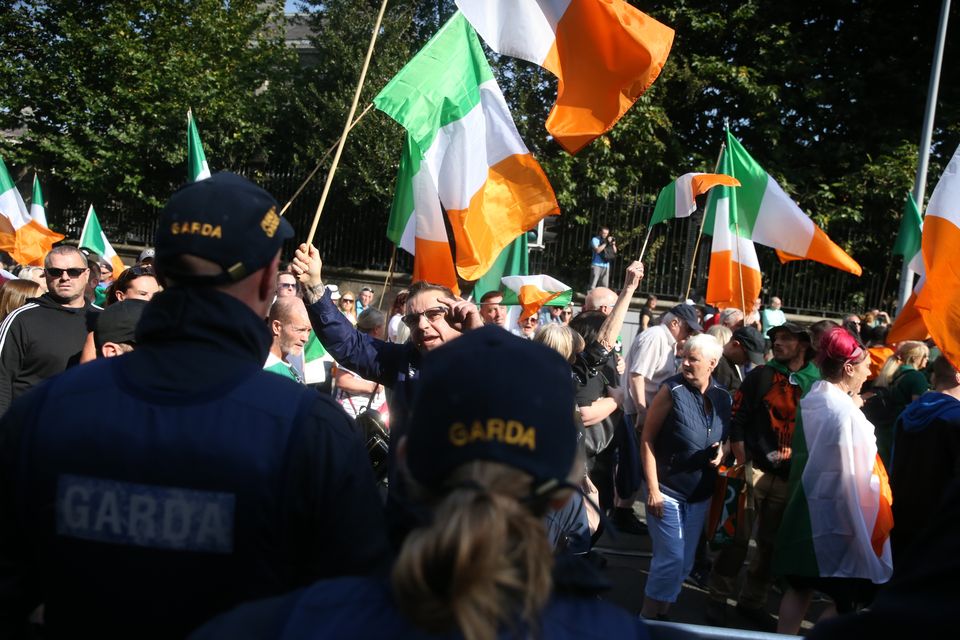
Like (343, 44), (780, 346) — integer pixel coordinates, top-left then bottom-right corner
(593, 511), (829, 636)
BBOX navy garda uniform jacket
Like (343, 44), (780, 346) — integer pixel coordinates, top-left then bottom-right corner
(0, 287), (391, 639)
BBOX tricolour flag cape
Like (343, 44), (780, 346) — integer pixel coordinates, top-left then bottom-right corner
(375, 12), (559, 294)
(472, 233), (529, 305)
(889, 143), (960, 368)
(892, 192), (923, 274)
(704, 146), (761, 312)
(705, 130), (862, 275)
(501, 274), (572, 320)
(456, 0), (674, 155)
(775, 381), (893, 584)
(0, 157), (63, 266)
(30, 173), (49, 228)
(649, 173), (740, 227)
(79, 205), (125, 275)
(187, 109), (211, 182)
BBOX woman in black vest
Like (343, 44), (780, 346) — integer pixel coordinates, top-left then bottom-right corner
(639, 333), (731, 620)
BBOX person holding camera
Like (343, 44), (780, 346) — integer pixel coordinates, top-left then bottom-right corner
(589, 226), (616, 290)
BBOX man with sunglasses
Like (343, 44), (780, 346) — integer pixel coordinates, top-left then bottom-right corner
(0, 245), (95, 415)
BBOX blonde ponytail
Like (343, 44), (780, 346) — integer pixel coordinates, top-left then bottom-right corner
(391, 461), (555, 640)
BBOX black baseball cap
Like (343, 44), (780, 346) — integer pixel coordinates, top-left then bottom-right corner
(406, 326), (579, 495)
(733, 326), (766, 365)
(767, 321), (811, 342)
(94, 299), (147, 352)
(669, 303), (703, 332)
(155, 172), (294, 285)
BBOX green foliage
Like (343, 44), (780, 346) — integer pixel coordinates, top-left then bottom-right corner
(0, 0), (296, 209)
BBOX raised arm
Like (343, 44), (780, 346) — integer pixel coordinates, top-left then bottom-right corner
(595, 260), (644, 352)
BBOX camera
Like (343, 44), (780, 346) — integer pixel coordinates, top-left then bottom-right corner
(607, 236), (615, 243)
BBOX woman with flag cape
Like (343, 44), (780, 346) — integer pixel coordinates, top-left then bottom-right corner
(774, 327), (893, 634)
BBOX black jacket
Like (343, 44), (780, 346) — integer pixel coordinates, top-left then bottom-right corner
(0, 294), (94, 415)
(0, 287), (391, 639)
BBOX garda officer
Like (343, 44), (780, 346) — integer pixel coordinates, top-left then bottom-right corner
(0, 173), (390, 639)
(191, 327), (649, 639)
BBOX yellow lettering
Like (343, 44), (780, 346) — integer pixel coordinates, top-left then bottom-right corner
(506, 420), (524, 444)
(449, 423), (467, 446)
(470, 420), (485, 443)
(171, 223), (179, 235)
(486, 418), (505, 442)
(190, 222), (201, 234)
(260, 206), (280, 238)
(201, 223), (213, 236)
(518, 427), (536, 450)
(210, 225), (222, 238)
(180, 222), (190, 234)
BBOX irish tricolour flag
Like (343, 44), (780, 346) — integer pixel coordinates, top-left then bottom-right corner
(0, 157), (63, 266)
(776, 381), (893, 584)
(30, 173), (49, 228)
(501, 274), (572, 320)
(456, 0), (674, 155)
(374, 12), (559, 294)
(649, 173), (741, 227)
(890, 143), (960, 369)
(706, 131), (862, 274)
(79, 205), (125, 275)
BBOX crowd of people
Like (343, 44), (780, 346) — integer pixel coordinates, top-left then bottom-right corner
(0, 173), (956, 638)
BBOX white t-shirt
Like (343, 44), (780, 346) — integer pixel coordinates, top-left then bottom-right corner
(622, 324), (678, 416)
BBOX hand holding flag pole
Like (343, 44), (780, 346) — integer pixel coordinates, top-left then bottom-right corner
(305, 0), (389, 247)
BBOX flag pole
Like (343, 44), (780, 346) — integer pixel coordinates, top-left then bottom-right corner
(637, 225), (654, 262)
(378, 244), (397, 310)
(279, 103), (375, 217)
(897, 0), (951, 312)
(733, 218), (747, 313)
(305, 0), (389, 246)
(684, 141), (727, 299)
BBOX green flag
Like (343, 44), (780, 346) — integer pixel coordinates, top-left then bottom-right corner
(893, 192), (923, 273)
(187, 109), (211, 182)
(30, 173), (49, 228)
(471, 233), (529, 305)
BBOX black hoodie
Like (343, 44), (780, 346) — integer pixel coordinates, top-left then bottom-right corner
(0, 293), (94, 415)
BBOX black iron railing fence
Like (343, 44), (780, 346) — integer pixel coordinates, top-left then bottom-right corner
(43, 170), (891, 317)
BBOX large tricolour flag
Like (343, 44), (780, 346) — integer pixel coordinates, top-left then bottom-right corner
(456, 0), (674, 155)
(0, 157), (63, 266)
(187, 109), (211, 182)
(705, 130), (862, 276)
(374, 12), (559, 294)
(30, 173), (49, 228)
(889, 143), (960, 368)
(79, 205), (125, 275)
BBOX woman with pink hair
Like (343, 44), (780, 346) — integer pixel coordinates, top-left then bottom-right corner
(774, 326), (893, 633)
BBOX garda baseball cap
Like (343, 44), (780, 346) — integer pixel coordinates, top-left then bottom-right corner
(155, 172), (294, 285)
(406, 325), (579, 495)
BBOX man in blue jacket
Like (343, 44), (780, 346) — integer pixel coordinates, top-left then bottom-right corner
(0, 173), (390, 639)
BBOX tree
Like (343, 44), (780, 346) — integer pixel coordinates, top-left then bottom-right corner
(0, 0), (296, 214)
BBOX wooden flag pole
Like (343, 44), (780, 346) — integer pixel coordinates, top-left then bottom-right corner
(637, 225), (654, 262)
(684, 142), (727, 300)
(305, 0), (389, 246)
(377, 244), (397, 310)
(279, 102), (375, 217)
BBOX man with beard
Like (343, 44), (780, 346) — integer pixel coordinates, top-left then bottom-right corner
(0, 245), (95, 415)
(264, 297), (311, 383)
(706, 322), (820, 629)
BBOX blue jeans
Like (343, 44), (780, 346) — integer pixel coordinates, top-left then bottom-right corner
(642, 485), (710, 602)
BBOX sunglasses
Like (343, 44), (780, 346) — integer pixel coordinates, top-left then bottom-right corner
(562, 311), (573, 317)
(278, 282), (297, 290)
(341, 298), (355, 303)
(402, 306), (447, 328)
(45, 267), (88, 279)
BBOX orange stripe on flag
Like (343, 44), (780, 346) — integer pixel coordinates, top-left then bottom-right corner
(915, 215), (960, 370)
(870, 454), (894, 557)
(805, 226), (862, 275)
(447, 153), (558, 282)
(541, 0), (674, 154)
(0, 219), (65, 266)
(706, 250), (762, 313)
(888, 289), (928, 344)
(413, 237), (460, 296)
(110, 255), (125, 276)
(690, 174), (740, 198)
(517, 284), (562, 321)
